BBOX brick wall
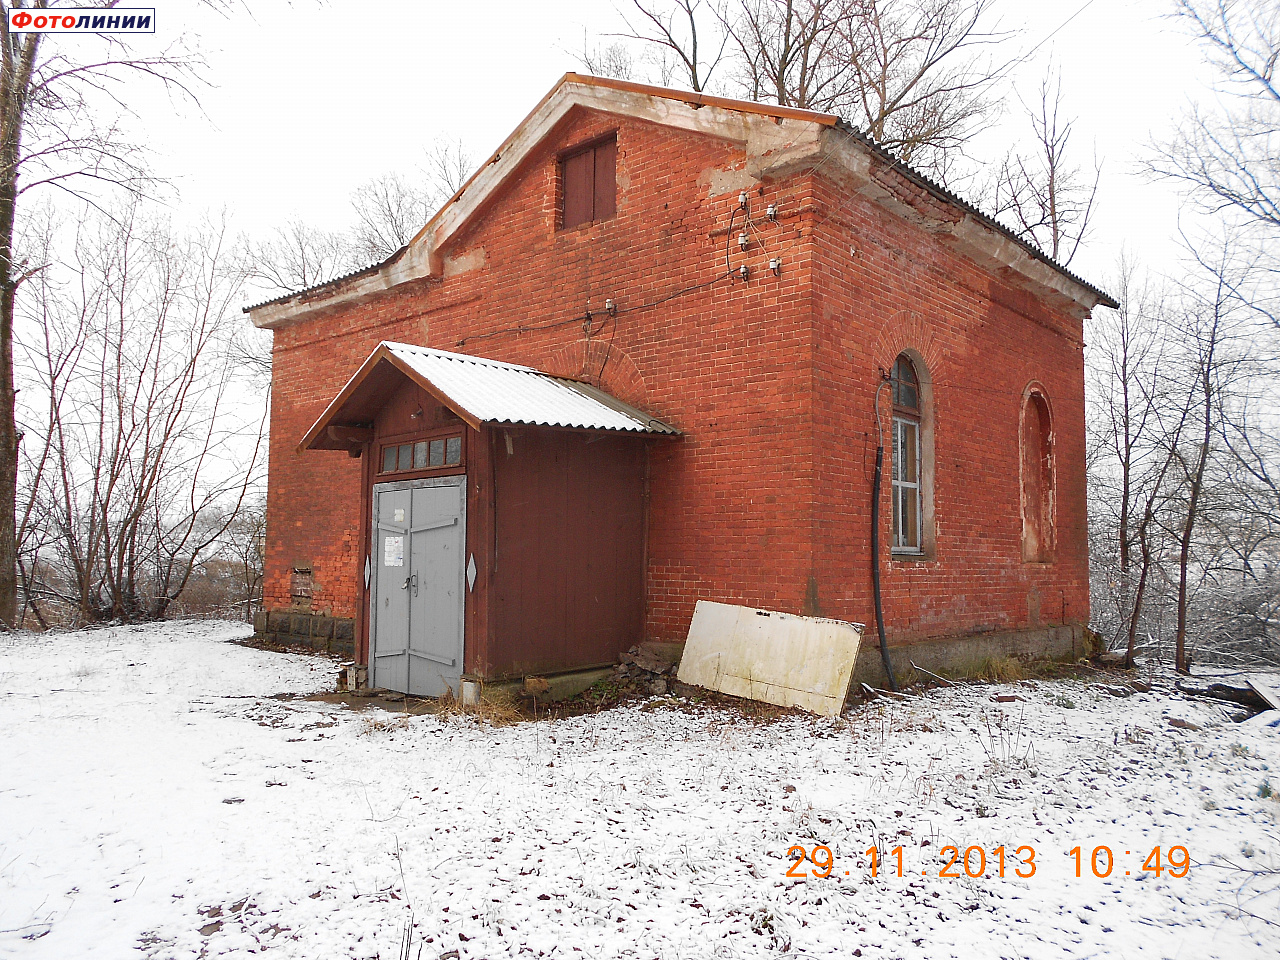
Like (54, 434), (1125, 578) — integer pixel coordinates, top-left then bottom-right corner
(806, 177), (1090, 646)
(261, 106), (1090, 667)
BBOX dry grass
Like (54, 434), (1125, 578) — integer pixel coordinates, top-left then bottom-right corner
(973, 655), (1026, 683)
(431, 687), (525, 726)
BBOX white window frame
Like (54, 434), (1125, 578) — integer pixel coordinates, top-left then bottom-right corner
(892, 415), (923, 554)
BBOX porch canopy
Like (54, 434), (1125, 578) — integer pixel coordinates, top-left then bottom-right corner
(300, 341), (679, 453)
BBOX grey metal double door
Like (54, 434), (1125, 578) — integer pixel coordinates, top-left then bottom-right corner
(369, 476), (466, 697)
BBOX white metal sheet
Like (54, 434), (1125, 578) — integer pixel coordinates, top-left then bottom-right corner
(677, 600), (864, 716)
(1247, 675), (1280, 712)
(384, 342), (678, 434)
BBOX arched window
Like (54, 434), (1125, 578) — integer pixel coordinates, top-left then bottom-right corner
(1021, 389), (1054, 562)
(891, 354), (923, 554)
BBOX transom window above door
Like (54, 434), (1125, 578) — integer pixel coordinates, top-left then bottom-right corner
(380, 434), (463, 475)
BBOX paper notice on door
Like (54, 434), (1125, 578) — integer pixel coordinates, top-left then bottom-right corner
(383, 536), (404, 567)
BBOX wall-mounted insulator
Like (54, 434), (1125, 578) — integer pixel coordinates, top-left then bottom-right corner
(739, 264), (750, 282)
(738, 231), (749, 251)
(605, 298), (617, 316)
(769, 258), (782, 276)
(766, 203), (778, 221)
(738, 190), (748, 209)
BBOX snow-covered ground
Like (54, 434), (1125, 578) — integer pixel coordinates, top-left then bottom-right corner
(1, 622), (1277, 960)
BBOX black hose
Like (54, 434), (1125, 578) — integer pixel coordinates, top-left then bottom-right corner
(871, 384), (899, 692)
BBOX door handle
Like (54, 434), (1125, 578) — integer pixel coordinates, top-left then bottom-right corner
(402, 573), (418, 596)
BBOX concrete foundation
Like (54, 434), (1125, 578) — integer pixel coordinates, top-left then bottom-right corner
(254, 609), (356, 658)
(851, 623), (1091, 689)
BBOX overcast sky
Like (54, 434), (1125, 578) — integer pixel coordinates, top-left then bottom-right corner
(121, 0), (1218, 300)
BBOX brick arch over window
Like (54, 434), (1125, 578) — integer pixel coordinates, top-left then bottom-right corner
(1020, 384), (1055, 562)
(544, 339), (648, 408)
(870, 311), (943, 378)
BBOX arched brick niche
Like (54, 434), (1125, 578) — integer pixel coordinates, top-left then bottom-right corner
(1020, 382), (1055, 563)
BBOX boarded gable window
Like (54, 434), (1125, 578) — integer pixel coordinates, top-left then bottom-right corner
(290, 567), (313, 605)
(560, 136), (617, 230)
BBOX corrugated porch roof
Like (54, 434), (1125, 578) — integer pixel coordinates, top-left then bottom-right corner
(300, 342), (679, 452)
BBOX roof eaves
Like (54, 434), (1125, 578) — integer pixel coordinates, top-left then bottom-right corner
(835, 121), (1118, 310)
(242, 246), (409, 314)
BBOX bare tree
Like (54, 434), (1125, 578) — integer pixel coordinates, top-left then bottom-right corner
(1088, 260), (1162, 577)
(837, 0), (1007, 167)
(1220, 397), (1280, 558)
(1150, 0), (1280, 239)
(1187, 400), (1280, 664)
(172, 494), (265, 621)
(987, 70), (1099, 265)
(16, 202), (265, 624)
(718, 0), (851, 111)
(249, 139), (476, 297)
(246, 219), (355, 295)
(418, 139), (476, 217)
(1088, 238), (1279, 671)
(349, 140), (474, 263)
(610, 0), (1010, 172)
(349, 173), (432, 264)
(221, 494), (266, 622)
(1130, 0), (1280, 668)
(1086, 261), (1198, 667)
(576, 32), (636, 81)
(1122, 389), (1192, 670)
(615, 0), (728, 92)
(0, 0), (228, 628)
(1164, 237), (1268, 671)
(1087, 261), (1165, 659)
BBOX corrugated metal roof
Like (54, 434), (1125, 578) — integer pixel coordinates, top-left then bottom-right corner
(385, 343), (679, 434)
(301, 342), (678, 451)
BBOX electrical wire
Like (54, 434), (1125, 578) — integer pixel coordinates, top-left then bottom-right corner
(455, 314), (583, 348)
(454, 269), (734, 349)
(593, 301), (620, 386)
(725, 203), (741, 278)
(874, 373), (890, 452)
(871, 374), (899, 692)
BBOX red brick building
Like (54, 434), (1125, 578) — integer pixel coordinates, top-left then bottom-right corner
(247, 74), (1115, 694)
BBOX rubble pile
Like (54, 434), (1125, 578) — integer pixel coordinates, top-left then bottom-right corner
(613, 641), (683, 697)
